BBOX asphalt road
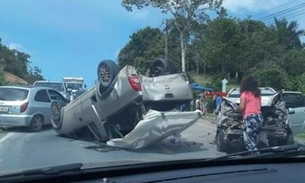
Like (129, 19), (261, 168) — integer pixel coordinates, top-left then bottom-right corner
(0, 118), (223, 172)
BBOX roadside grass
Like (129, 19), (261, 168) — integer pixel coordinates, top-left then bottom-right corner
(295, 132), (305, 141)
(205, 113), (217, 123)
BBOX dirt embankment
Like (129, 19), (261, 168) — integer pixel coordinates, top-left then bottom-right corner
(4, 72), (29, 85)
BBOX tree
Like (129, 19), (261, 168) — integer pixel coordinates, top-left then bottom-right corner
(271, 17), (305, 50)
(118, 27), (164, 72)
(121, 0), (226, 73)
(0, 37), (44, 84)
(249, 61), (291, 90)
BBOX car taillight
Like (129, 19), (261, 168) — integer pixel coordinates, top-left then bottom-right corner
(128, 75), (141, 91)
(20, 102), (29, 113)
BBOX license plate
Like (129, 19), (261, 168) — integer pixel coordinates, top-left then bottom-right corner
(0, 106), (9, 112)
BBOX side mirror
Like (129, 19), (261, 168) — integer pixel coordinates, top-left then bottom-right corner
(288, 108), (295, 114)
(84, 84), (86, 89)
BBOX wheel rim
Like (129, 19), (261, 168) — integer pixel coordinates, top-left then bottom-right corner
(99, 64), (111, 86)
(51, 102), (61, 122)
(33, 116), (42, 130)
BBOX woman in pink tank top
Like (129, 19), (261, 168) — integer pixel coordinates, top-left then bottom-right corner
(235, 75), (263, 154)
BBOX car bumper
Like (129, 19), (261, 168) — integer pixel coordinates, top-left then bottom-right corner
(225, 127), (289, 139)
(0, 114), (33, 127)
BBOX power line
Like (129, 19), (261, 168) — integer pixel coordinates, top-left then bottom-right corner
(259, 2), (305, 21)
(252, 0), (300, 18)
(265, 7), (305, 24)
(286, 11), (305, 20)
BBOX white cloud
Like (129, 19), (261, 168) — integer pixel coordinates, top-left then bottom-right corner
(8, 42), (23, 50)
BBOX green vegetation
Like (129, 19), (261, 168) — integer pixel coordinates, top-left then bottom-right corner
(119, 0), (305, 92)
(0, 38), (43, 85)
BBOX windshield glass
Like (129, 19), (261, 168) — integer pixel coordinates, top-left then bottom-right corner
(34, 82), (65, 92)
(1, 0), (305, 176)
(0, 88), (29, 101)
(67, 83), (82, 90)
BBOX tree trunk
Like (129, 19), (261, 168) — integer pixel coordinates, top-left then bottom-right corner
(164, 19), (169, 62)
(180, 31), (187, 73)
(203, 62), (206, 78)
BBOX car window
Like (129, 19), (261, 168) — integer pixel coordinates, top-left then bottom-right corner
(67, 83), (83, 90)
(0, 88), (29, 101)
(282, 93), (304, 108)
(34, 82), (65, 92)
(48, 90), (65, 101)
(34, 89), (51, 103)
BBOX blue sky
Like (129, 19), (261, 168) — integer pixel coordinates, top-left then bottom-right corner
(0, 0), (303, 87)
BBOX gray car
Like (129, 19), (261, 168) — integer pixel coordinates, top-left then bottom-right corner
(51, 59), (195, 143)
(0, 86), (69, 132)
(33, 80), (71, 101)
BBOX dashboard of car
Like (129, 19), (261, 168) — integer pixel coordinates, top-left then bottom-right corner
(4, 158), (305, 183)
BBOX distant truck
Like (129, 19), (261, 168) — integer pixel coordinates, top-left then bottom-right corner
(62, 77), (86, 95)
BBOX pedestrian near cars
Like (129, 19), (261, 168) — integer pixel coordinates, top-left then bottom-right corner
(200, 91), (207, 114)
(215, 95), (222, 113)
(235, 75), (262, 155)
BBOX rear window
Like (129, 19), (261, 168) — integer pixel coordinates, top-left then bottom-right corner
(0, 88), (29, 101)
(228, 88), (276, 98)
(34, 82), (65, 92)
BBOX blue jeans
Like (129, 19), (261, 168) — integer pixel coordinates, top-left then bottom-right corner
(243, 113), (263, 154)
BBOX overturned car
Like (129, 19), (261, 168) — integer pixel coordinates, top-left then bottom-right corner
(50, 58), (201, 149)
(216, 93), (294, 154)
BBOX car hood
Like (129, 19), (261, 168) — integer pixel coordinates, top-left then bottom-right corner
(223, 93), (280, 108)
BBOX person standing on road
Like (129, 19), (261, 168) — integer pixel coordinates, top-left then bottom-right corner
(215, 94), (222, 114)
(235, 75), (262, 155)
(200, 91), (207, 114)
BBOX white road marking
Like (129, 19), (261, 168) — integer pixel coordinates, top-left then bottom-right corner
(0, 133), (15, 144)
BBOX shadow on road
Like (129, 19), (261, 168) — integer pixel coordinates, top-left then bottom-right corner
(81, 137), (211, 155)
(1, 125), (53, 133)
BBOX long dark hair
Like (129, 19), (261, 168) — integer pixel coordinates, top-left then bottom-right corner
(240, 75), (261, 98)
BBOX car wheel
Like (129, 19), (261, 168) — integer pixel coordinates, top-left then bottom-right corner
(228, 139), (245, 154)
(29, 115), (44, 132)
(286, 132), (294, 144)
(216, 129), (228, 152)
(51, 101), (63, 129)
(147, 58), (170, 77)
(97, 60), (119, 90)
(277, 130), (294, 145)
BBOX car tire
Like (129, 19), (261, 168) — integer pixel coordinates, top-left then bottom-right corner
(147, 58), (170, 77)
(51, 101), (64, 129)
(29, 115), (44, 132)
(97, 60), (119, 91)
(277, 130), (294, 145)
(216, 129), (228, 152)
